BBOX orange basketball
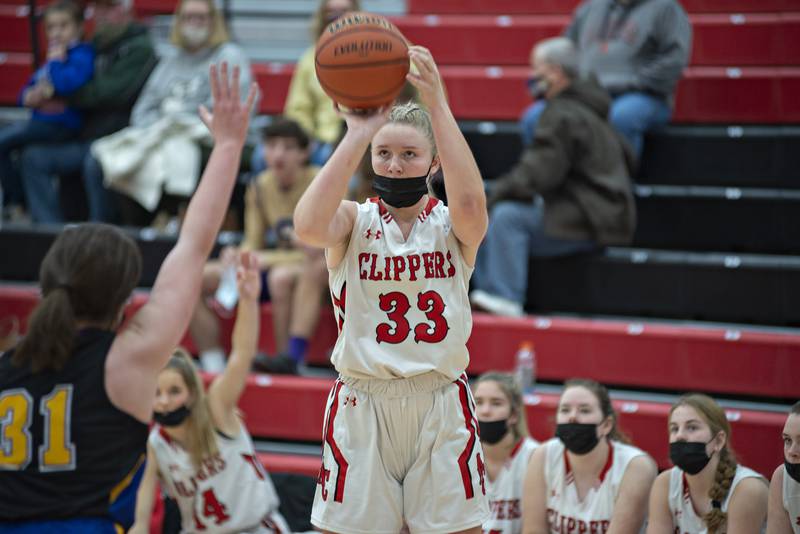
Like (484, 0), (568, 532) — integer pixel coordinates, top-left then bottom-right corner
(315, 12), (410, 110)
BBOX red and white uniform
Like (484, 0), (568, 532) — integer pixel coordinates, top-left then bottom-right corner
(543, 438), (647, 534)
(668, 464), (766, 534)
(327, 197), (473, 380)
(783, 465), (800, 533)
(149, 423), (289, 534)
(312, 198), (489, 534)
(483, 437), (539, 534)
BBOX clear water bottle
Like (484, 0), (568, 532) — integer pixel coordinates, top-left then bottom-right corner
(215, 264), (239, 311)
(515, 342), (536, 394)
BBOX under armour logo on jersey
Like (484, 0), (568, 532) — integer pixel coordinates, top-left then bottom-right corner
(344, 395), (357, 407)
(364, 228), (382, 240)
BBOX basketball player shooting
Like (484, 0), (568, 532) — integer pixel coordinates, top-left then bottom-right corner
(293, 45), (490, 534)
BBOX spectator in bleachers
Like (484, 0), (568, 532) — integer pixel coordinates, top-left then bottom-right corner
(0, 0), (94, 222)
(87, 0), (252, 226)
(19, 0), (156, 224)
(522, 378), (656, 533)
(189, 118), (325, 374)
(130, 252), (289, 534)
(646, 393), (768, 534)
(470, 37), (635, 317)
(767, 401), (800, 534)
(473, 372), (539, 534)
(250, 0), (360, 174)
(520, 0), (692, 160)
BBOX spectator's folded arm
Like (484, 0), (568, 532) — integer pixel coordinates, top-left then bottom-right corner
(48, 45), (95, 95)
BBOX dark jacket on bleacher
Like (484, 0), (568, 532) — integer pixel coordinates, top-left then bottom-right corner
(489, 75), (636, 245)
(68, 22), (157, 141)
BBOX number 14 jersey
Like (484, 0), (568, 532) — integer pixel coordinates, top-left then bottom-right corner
(328, 197), (474, 380)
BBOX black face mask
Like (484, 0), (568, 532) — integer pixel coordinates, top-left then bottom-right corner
(670, 441), (713, 475)
(556, 423), (600, 455)
(785, 460), (800, 484)
(373, 164), (433, 208)
(153, 405), (191, 427)
(479, 419), (509, 445)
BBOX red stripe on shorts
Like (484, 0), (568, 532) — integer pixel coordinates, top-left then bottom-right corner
(455, 374), (478, 499)
(325, 380), (349, 503)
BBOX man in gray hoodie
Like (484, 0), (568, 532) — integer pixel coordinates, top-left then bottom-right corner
(471, 37), (636, 317)
(520, 0), (692, 159)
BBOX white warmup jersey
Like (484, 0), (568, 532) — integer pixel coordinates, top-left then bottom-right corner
(483, 437), (539, 534)
(543, 438), (647, 534)
(149, 424), (288, 534)
(328, 197), (473, 380)
(783, 466), (800, 533)
(667, 464), (767, 534)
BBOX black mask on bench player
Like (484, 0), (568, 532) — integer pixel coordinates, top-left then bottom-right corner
(373, 162), (433, 208)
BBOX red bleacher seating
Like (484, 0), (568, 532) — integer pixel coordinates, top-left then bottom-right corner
(133, 0), (179, 16)
(204, 374), (786, 479)
(393, 14), (800, 67)
(0, 5), (38, 53)
(0, 52), (31, 105)
(3, 284), (798, 399)
(408, 0), (798, 15)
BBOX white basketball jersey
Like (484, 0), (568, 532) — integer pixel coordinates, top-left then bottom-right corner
(483, 437), (539, 534)
(543, 438), (647, 534)
(783, 466), (800, 533)
(667, 464), (767, 534)
(328, 197), (473, 380)
(149, 424), (283, 533)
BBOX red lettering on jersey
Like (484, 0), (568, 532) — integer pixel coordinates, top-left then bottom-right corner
(368, 254), (383, 281)
(318, 464), (331, 501)
(510, 499), (521, 519)
(433, 251), (446, 278)
(476, 453), (486, 495)
(383, 256), (392, 280)
(413, 290), (449, 343)
(358, 253), (370, 279)
(407, 254), (421, 281)
(392, 256), (406, 281)
(376, 292), (411, 344)
(422, 252), (435, 278)
(446, 250), (457, 277)
(201, 488), (231, 525)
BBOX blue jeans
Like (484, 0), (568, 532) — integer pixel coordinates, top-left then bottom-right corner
(0, 120), (74, 207)
(82, 154), (116, 223)
(21, 141), (89, 224)
(519, 91), (672, 159)
(472, 198), (596, 305)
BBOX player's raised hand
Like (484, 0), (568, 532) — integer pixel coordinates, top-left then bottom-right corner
(406, 46), (446, 110)
(334, 101), (392, 141)
(236, 250), (261, 302)
(199, 62), (258, 147)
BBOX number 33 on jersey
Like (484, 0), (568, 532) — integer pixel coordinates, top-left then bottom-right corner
(328, 197), (474, 381)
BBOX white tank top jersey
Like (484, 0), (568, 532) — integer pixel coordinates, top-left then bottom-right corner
(149, 424), (281, 533)
(483, 437), (539, 534)
(667, 464), (767, 534)
(543, 438), (647, 534)
(783, 466), (800, 533)
(328, 197), (474, 380)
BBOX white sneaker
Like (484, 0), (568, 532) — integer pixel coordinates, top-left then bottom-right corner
(469, 289), (525, 317)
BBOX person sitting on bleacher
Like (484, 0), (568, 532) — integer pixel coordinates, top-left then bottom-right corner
(130, 251), (290, 534)
(87, 0), (252, 227)
(190, 118), (326, 375)
(0, 0), (94, 222)
(523, 378), (657, 533)
(470, 37), (635, 317)
(19, 0), (156, 224)
(646, 393), (768, 534)
(520, 0), (691, 160)
(767, 401), (800, 534)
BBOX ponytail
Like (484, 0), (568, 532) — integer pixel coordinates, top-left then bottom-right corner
(704, 448), (738, 533)
(13, 287), (76, 372)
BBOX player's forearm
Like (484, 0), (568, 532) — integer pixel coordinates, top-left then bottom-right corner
(230, 297), (259, 366)
(295, 129), (367, 238)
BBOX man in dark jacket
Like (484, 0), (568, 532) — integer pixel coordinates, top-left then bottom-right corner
(520, 0), (691, 159)
(471, 37), (636, 317)
(21, 0), (157, 223)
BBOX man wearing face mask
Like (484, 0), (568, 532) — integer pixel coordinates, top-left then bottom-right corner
(521, 0), (691, 160)
(470, 37), (636, 317)
(20, 0), (157, 224)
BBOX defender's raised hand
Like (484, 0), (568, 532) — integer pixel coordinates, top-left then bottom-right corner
(199, 62), (258, 147)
